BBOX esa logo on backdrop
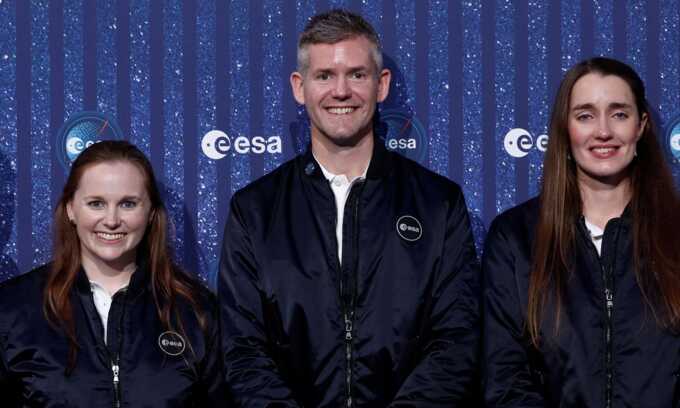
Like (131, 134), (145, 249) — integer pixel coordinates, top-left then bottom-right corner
(57, 112), (124, 169)
(503, 128), (548, 158)
(668, 115), (680, 161)
(201, 130), (282, 159)
(380, 109), (427, 165)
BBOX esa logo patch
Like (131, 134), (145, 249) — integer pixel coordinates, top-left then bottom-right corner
(380, 110), (428, 165)
(668, 115), (680, 161)
(56, 111), (124, 170)
(396, 215), (423, 242)
(158, 331), (186, 356)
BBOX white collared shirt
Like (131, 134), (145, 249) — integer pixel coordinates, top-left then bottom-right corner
(89, 281), (128, 344)
(316, 160), (368, 265)
(584, 218), (604, 255)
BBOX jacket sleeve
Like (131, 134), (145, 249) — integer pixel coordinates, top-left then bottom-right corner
(482, 216), (546, 407)
(218, 194), (302, 407)
(389, 187), (481, 406)
(197, 297), (231, 406)
(0, 323), (19, 406)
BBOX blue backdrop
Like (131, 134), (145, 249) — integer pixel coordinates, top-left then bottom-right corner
(1, 0), (680, 287)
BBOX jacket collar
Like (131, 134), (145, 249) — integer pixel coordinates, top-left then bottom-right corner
(75, 257), (150, 300)
(298, 133), (393, 181)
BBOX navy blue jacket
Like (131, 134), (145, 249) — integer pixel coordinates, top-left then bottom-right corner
(483, 198), (680, 407)
(0, 263), (225, 407)
(219, 140), (481, 407)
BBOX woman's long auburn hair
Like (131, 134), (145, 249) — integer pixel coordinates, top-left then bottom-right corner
(527, 57), (680, 346)
(44, 140), (207, 370)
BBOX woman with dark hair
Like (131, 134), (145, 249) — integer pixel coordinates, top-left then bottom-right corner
(0, 141), (225, 406)
(483, 57), (680, 407)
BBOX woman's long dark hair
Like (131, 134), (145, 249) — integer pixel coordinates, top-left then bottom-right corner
(528, 57), (680, 346)
(44, 140), (207, 371)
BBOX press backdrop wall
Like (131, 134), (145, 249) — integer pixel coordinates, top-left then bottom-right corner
(2, 0), (680, 287)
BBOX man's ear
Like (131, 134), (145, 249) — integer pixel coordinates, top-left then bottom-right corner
(376, 68), (391, 103)
(290, 72), (305, 105)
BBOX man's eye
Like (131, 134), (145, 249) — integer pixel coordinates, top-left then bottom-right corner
(317, 73), (330, 80)
(351, 72), (365, 79)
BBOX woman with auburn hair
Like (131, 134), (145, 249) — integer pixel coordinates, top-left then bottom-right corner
(0, 141), (225, 406)
(483, 57), (680, 407)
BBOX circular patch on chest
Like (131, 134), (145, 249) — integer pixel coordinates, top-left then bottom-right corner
(396, 215), (423, 242)
(158, 331), (186, 356)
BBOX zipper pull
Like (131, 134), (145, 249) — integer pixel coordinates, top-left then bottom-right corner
(112, 363), (120, 384)
(605, 288), (613, 308)
(344, 315), (353, 341)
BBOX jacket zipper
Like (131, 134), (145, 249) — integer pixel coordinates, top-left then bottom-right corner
(112, 355), (121, 408)
(344, 311), (354, 408)
(603, 264), (614, 408)
(110, 289), (128, 408)
(582, 218), (615, 408)
(339, 183), (362, 408)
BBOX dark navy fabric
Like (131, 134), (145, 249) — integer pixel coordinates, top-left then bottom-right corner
(0, 263), (226, 407)
(219, 140), (481, 407)
(483, 198), (680, 407)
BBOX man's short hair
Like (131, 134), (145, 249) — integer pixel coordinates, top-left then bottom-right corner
(297, 9), (383, 75)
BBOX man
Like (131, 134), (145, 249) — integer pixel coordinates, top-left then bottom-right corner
(219, 9), (480, 407)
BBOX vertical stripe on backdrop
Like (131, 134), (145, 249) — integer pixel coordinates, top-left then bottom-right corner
(580, 0), (593, 58)
(83, 0), (96, 109)
(129, 1), (151, 155)
(280, 0), (297, 162)
(249, 1), (264, 181)
(626, 0), (646, 77)
(229, 0), (250, 195)
(116, 0), (131, 138)
(381, 0), (395, 71)
(494, 0), (516, 214)
(316, 0), (329, 12)
(215, 0), (230, 238)
(645, 0), (660, 119)
(95, 0), (116, 116)
(30, 1), (51, 267)
(0, 1), (18, 279)
(593, 0), (614, 57)
(391, 0), (417, 178)
(163, 2), (184, 260)
(196, 0), (218, 285)
(612, 0), (627, 61)
(182, 0), (198, 275)
(263, 0), (285, 174)
(461, 0), (483, 220)
(514, 0), (529, 204)
(49, 0), (65, 210)
(427, 0), (448, 177)
(360, 0), (382, 33)
(291, 0), (316, 153)
(150, 1), (164, 178)
(16, 0), (31, 273)
(546, 0), (560, 103)
(415, 0), (429, 154)
(561, 0), (581, 72)
(394, 1), (416, 110)
(447, 0), (463, 185)
(481, 0), (496, 224)
(527, 0), (549, 197)
(64, 0), (84, 121)
(327, 0), (349, 10)
(659, 0), (680, 182)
